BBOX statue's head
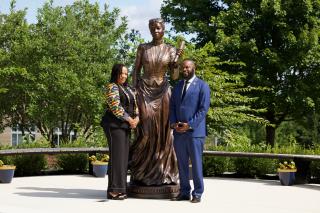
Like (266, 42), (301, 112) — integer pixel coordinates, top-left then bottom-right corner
(149, 18), (165, 30)
(149, 18), (165, 40)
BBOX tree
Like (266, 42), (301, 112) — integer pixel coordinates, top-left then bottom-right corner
(28, 0), (128, 144)
(161, 0), (223, 45)
(0, 1), (35, 135)
(116, 29), (144, 70)
(162, 0), (320, 146)
(213, 0), (320, 146)
(0, 0), (133, 146)
(171, 40), (268, 139)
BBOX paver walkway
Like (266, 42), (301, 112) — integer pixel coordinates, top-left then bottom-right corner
(1, 175), (319, 213)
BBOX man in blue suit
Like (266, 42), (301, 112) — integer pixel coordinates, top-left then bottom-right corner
(170, 59), (210, 203)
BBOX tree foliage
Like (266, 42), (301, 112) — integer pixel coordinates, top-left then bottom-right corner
(161, 0), (223, 45)
(169, 39), (269, 138)
(0, 2), (34, 135)
(213, 0), (320, 146)
(162, 0), (320, 146)
(0, 0), (134, 146)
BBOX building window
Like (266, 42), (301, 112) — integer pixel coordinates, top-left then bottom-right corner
(53, 128), (75, 147)
(11, 125), (36, 146)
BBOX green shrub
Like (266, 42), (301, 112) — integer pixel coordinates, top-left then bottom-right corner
(55, 138), (89, 173)
(56, 154), (88, 173)
(255, 158), (277, 176)
(13, 154), (47, 176)
(8, 139), (50, 176)
(232, 157), (253, 177)
(0, 156), (14, 166)
(310, 161), (320, 179)
(310, 146), (320, 180)
(203, 156), (230, 176)
(232, 157), (275, 177)
(16, 138), (51, 149)
(85, 128), (107, 147)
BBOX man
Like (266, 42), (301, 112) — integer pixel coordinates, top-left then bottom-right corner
(169, 59), (211, 203)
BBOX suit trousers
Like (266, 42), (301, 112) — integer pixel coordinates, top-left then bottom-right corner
(173, 133), (205, 197)
(103, 126), (130, 193)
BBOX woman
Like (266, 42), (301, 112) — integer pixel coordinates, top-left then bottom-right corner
(100, 63), (139, 200)
(130, 18), (181, 186)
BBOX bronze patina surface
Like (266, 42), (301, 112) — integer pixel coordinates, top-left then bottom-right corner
(128, 183), (179, 199)
(129, 18), (181, 191)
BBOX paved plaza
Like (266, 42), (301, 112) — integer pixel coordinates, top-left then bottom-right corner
(1, 175), (319, 213)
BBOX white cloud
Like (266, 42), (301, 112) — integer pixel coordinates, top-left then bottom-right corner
(117, 0), (163, 41)
(0, 0), (165, 40)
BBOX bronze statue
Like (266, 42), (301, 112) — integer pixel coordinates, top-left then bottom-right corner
(130, 18), (182, 186)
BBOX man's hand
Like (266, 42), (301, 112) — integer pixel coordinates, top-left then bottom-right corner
(174, 122), (189, 133)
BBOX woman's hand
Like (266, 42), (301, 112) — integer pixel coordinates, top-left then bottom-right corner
(127, 117), (135, 128)
(131, 116), (140, 129)
(176, 48), (184, 57)
(128, 116), (139, 129)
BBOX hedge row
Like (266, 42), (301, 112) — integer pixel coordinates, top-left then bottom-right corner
(1, 140), (320, 179)
(203, 144), (320, 180)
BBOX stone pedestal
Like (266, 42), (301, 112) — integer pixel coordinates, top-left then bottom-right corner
(127, 183), (179, 199)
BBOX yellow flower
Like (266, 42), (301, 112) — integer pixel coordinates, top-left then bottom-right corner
(278, 160), (296, 171)
(88, 154), (109, 164)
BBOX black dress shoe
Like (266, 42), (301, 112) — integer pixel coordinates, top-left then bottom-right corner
(107, 193), (125, 200)
(191, 195), (201, 203)
(171, 194), (190, 201)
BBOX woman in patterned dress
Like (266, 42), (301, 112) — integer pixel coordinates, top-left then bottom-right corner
(101, 63), (139, 199)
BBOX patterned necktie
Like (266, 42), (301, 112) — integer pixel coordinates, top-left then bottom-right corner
(181, 80), (189, 100)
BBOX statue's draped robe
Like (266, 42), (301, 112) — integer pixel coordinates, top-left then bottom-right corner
(130, 43), (179, 185)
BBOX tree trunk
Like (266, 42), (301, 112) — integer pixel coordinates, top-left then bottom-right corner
(266, 125), (275, 147)
(265, 108), (277, 147)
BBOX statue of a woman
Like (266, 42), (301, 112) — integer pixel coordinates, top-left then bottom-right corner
(130, 18), (181, 186)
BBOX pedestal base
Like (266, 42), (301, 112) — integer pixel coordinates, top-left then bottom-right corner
(127, 183), (179, 199)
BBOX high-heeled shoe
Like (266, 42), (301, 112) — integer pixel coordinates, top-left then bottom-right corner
(107, 193), (125, 200)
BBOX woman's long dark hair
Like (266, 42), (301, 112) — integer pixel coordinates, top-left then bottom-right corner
(109, 63), (128, 85)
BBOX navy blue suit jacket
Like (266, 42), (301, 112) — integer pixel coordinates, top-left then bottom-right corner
(169, 77), (210, 137)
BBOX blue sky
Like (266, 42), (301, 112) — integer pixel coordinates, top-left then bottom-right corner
(0, 0), (163, 41)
